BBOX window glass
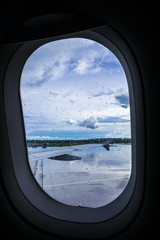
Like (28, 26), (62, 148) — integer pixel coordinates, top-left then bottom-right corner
(20, 38), (131, 208)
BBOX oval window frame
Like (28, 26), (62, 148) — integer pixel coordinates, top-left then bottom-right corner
(20, 36), (133, 209)
(3, 25), (144, 238)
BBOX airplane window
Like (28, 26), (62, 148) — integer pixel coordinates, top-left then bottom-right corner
(20, 38), (131, 208)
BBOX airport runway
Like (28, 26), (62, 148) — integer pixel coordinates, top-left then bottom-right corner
(28, 144), (131, 208)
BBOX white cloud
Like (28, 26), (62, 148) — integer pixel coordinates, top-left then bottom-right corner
(27, 135), (61, 140)
(72, 59), (91, 74)
(21, 37), (120, 88)
(67, 119), (77, 125)
(21, 38), (131, 139)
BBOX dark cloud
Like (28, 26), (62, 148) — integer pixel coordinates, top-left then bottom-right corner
(49, 92), (60, 97)
(99, 59), (121, 69)
(93, 89), (114, 98)
(115, 94), (129, 108)
(98, 116), (130, 123)
(78, 117), (98, 129)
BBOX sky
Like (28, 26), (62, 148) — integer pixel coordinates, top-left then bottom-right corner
(20, 38), (131, 140)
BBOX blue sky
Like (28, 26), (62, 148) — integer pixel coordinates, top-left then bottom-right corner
(20, 38), (131, 140)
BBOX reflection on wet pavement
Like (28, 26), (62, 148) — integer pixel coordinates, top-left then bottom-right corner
(28, 144), (131, 208)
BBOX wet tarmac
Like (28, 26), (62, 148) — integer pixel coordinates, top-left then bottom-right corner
(28, 144), (131, 208)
